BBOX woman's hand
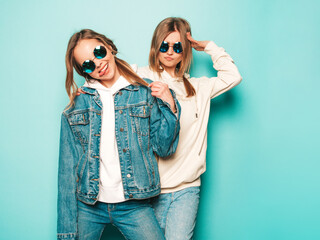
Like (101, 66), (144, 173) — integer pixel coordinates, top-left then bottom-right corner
(186, 32), (210, 51)
(76, 88), (85, 96)
(149, 81), (177, 113)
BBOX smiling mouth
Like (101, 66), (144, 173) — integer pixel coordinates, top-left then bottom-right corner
(99, 63), (109, 77)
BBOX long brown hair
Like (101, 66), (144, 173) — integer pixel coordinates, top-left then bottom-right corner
(65, 29), (148, 106)
(149, 17), (195, 97)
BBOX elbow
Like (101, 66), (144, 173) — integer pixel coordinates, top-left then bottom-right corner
(236, 72), (243, 84)
(156, 146), (176, 158)
(233, 73), (243, 87)
(153, 134), (179, 158)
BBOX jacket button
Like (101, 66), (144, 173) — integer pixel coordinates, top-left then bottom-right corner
(127, 174), (131, 178)
(123, 149), (127, 153)
(120, 128), (124, 132)
(119, 110), (123, 114)
(118, 91), (123, 96)
(129, 194), (133, 198)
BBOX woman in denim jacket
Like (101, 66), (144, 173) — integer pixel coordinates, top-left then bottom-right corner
(58, 29), (180, 240)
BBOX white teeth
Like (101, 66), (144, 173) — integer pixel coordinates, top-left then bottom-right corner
(102, 63), (108, 72)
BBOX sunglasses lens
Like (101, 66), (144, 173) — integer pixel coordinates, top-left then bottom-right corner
(173, 42), (183, 53)
(94, 46), (107, 59)
(82, 60), (95, 73)
(159, 42), (169, 53)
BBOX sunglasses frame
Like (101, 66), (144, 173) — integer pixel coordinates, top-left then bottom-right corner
(81, 45), (107, 73)
(159, 41), (183, 54)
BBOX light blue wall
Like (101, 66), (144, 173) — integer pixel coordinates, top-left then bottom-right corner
(0, 0), (319, 239)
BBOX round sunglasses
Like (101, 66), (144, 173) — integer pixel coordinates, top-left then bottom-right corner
(159, 41), (183, 54)
(82, 45), (107, 73)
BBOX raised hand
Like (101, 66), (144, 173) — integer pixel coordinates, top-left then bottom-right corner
(149, 81), (176, 113)
(76, 88), (85, 96)
(186, 32), (210, 51)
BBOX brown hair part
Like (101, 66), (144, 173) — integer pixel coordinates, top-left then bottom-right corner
(65, 29), (148, 106)
(149, 17), (195, 97)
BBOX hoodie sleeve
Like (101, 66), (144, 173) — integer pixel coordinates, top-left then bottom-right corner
(203, 41), (242, 99)
(132, 64), (156, 80)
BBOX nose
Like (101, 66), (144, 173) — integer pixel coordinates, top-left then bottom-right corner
(167, 46), (174, 55)
(93, 58), (103, 69)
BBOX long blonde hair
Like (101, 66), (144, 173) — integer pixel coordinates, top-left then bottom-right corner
(65, 29), (148, 106)
(149, 17), (195, 97)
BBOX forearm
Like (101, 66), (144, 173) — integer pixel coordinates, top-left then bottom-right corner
(150, 97), (181, 157)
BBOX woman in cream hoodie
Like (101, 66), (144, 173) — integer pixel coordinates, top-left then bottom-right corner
(135, 17), (242, 240)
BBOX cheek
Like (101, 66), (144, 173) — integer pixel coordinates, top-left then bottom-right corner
(176, 55), (183, 62)
(157, 53), (164, 63)
(107, 53), (116, 65)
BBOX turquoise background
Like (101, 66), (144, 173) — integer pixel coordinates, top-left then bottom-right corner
(1, 0), (319, 239)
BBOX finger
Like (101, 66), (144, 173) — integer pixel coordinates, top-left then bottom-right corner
(150, 85), (163, 91)
(150, 86), (162, 91)
(186, 33), (197, 44)
(149, 81), (162, 87)
(151, 92), (160, 97)
(186, 32), (194, 41)
(76, 89), (85, 96)
(150, 81), (163, 87)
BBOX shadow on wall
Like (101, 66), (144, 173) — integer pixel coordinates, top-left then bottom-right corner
(192, 91), (241, 240)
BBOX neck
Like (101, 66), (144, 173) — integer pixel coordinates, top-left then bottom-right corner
(163, 67), (176, 78)
(99, 68), (121, 88)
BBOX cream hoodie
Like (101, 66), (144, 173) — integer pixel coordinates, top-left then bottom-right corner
(134, 41), (242, 193)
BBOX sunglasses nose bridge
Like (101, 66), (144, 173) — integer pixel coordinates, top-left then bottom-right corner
(167, 46), (174, 54)
(93, 58), (103, 70)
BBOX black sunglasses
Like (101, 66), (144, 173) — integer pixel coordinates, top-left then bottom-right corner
(159, 41), (183, 54)
(82, 45), (107, 73)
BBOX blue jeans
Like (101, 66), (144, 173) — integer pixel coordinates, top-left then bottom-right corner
(77, 199), (165, 240)
(151, 186), (200, 240)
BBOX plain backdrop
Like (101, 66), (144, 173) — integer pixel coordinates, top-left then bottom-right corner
(0, 0), (319, 239)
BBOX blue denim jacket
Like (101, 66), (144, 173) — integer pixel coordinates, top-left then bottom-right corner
(57, 81), (180, 240)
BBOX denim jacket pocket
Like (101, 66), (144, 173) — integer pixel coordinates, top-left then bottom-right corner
(68, 112), (90, 144)
(129, 105), (150, 136)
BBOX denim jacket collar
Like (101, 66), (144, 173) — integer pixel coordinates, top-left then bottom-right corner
(80, 83), (140, 95)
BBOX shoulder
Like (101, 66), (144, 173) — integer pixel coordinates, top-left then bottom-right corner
(188, 75), (215, 94)
(142, 77), (153, 85)
(130, 64), (150, 74)
(62, 91), (93, 115)
(138, 65), (152, 72)
(137, 65), (155, 79)
(132, 83), (156, 105)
